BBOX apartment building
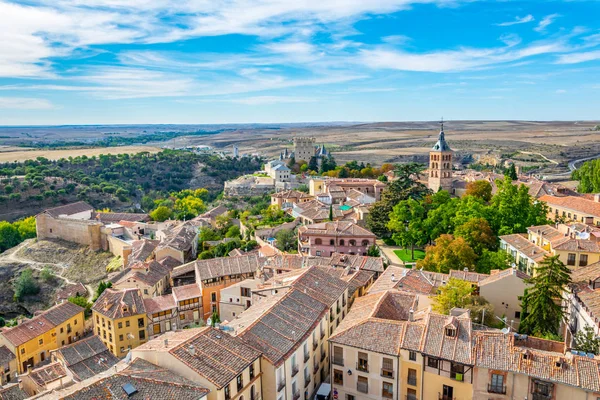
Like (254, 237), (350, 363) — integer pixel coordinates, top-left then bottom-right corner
(143, 283), (203, 338)
(473, 332), (600, 399)
(0, 301), (85, 373)
(219, 278), (260, 322)
(170, 254), (262, 320)
(298, 221), (377, 257)
(110, 259), (173, 298)
(309, 178), (386, 201)
(478, 268), (530, 330)
(564, 261), (600, 345)
(92, 288), (148, 357)
(227, 266), (349, 400)
(271, 190), (314, 208)
(0, 346), (16, 385)
(540, 194), (600, 226)
(329, 289), (475, 400)
(133, 328), (262, 400)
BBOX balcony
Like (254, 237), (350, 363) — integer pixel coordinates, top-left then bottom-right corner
(313, 341), (318, 351)
(381, 367), (394, 379)
(291, 364), (299, 378)
(293, 391), (300, 400)
(356, 362), (369, 373)
(320, 352), (326, 363)
(357, 382), (368, 394)
(276, 380), (285, 393)
(304, 352), (310, 363)
(382, 389), (393, 399)
(406, 395), (417, 400)
(407, 376), (417, 386)
(532, 394), (552, 400)
(330, 313), (334, 322)
(332, 356), (344, 366)
(304, 375), (311, 388)
(336, 306), (341, 314)
(438, 395), (456, 400)
(313, 363), (319, 374)
(320, 330), (325, 339)
(488, 384), (506, 394)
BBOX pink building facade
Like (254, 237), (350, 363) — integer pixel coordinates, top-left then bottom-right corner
(298, 221), (377, 257)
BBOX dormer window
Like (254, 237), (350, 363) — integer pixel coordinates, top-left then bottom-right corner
(445, 327), (456, 337)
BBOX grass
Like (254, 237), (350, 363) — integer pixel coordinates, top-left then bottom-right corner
(394, 249), (426, 263)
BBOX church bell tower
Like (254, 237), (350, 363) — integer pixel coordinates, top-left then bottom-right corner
(428, 120), (453, 193)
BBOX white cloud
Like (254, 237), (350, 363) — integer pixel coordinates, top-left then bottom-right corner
(496, 14), (534, 27)
(230, 96), (317, 105)
(0, 97), (54, 109)
(358, 40), (569, 73)
(535, 14), (560, 33)
(555, 89), (566, 94)
(555, 50), (600, 64)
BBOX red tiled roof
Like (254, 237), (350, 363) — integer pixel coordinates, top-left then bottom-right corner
(540, 195), (600, 218)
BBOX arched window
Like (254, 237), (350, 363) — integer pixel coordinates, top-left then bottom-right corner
(315, 238), (322, 245)
(330, 239), (335, 245)
(339, 239), (345, 246)
(349, 240), (356, 246)
(362, 240), (370, 246)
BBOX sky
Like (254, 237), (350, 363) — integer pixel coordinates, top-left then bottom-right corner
(1, 0), (600, 125)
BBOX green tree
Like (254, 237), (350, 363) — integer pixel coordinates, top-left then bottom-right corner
(14, 217), (36, 240)
(68, 295), (92, 318)
(505, 163), (518, 180)
(308, 156), (319, 172)
(93, 281), (112, 301)
(40, 267), (55, 282)
(476, 249), (512, 274)
(519, 255), (571, 337)
(275, 229), (297, 252)
(225, 225), (241, 239)
(13, 269), (40, 301)
(388, 199), (427, 260)
(454, 217), (497, 255)
(149, 205), (172, 222)
(418, 234), (477, 274)
(432, 277), (475, 315)
(0, 222), (21, 253)
(367, 245), (380, 257)
(329, 204), (333, 221)
(210, 310), (221, 327)
(465, 180), (492, 202)
(366, 163), (430, 237)
(573, 326), (600, 355)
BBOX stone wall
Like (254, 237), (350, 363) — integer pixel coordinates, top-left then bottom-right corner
(36, 213), (104, 251)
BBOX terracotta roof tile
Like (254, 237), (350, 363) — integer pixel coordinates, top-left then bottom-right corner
(540, 195), (600, 218)
(28, 361), (67, 387)
(92, 288), (146, 320)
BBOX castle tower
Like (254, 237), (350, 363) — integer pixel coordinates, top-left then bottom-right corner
(428, 122), (453, 193)
(233, 145), (239, 158)
(293, 137), (316, 162)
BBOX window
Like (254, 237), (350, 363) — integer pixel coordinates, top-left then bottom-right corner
(249, 362), (255, 379)
(316, 251), (321, 256)
(568, 253), (576, 266)
(382, 382), (393, 398)
(362, 240), (369, 246)
(139, 330), (146, 340)
(211, 292), (217, 302)
(532, 380), (552, 396)
(407, 368), (417, 386)
(333, 369), (343, 385)
(237, 374), (243, 391)
(119, 335), (123, 341)
(489, 373), (505, 394)
(315, 238), (322, 245)
(357, 376), (368, 394)
(445, 327), (456, 337)
(330, 239), (335, 245)
(153, 324), (161, 335)
(515, 311), (521, 319)
(428, 357), (439, 368)
(450, 363), (464, 381)
(20, 348), (25, 355)
(349, 240), (356, 246)
(38, 339), (43, 345)
(409, 351), (417, 361)
(109, 333), (113, 342)
(120, 347), (125, 353)
(381, 358), (393, 378)
(138, 318), (144, 328)
(580, 254), (588, 267)
(346, 396), (355, 400)
(357, 352), (368, 372)
(224, 384), (231, 400)
(333, 346), (343, 366)
(339, 239), (345, 246)
(180, 313), (186, 321)
(60, 327), (64, 333)
(125, 320), (130, 327)
(118, 322), (122, 329)
(241, 287), (251, 297)
(144, 289), (148, 295)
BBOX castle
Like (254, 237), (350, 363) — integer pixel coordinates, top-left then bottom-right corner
(428, 123), (454, 193)
(280, 136), (329, 167)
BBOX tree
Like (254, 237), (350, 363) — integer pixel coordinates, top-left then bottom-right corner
(225, 225), (241, 239)
(150, 206), (172, 222)
(465, 180), (492, 202)
(0, 222), (20, 253)
(417, 234), (477, 274)
(505, 163), (518, 180)
(210, 310), (221, 327)
(367, 245), (380, 257)
(388, 199), (427, 260)
(454, 218), (497, 255)
(69, 295), (92, 318)
(476, 249), (512, 274)
(275, 229), (297, 252)
(93, 281), (112, 301)
(366, 163), (430, 237)
(574, 326), (600, 355)
(13, 269), (40, 301)
(329, 204), (333, 221)
(308, 156), (319, 172)
(40, 267), (55, 282)
(432, 278), (475, 315)
(519, 255), (571, 337)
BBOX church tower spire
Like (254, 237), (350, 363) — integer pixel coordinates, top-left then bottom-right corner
(428, 119), (453, 193)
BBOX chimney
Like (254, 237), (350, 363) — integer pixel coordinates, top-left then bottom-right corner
(409, 308), (414, 322)
(164, 339), (168, 348)
(188, 345), (196, 356)
(594, 194), (600, 203)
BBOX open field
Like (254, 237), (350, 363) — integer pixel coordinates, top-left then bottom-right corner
(0, 145), (161, 162)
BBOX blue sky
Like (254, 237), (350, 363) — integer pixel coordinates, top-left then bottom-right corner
(1, 0), (600, 125)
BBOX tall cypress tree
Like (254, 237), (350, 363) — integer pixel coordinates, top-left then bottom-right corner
(519, 255), (571, 336)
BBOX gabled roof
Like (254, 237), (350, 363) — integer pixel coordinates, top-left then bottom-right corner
(112, 260), (171, 287)
(173, 254), (263, 281)
(55, 335), (119, 381)
(1, 302), (84, 347)
(93, 212), (150, 223)
(62, 358), (210, 400)
(158, 222), (198, 252)
(449, 270), (489, 283)
(27, 361), (67, 387)
(298, 220), (376, 237)
(41, 201), (93, 218)
(540, 195), (600, 218)
(0, 384), (26, 400)
(143, 294), (177, 314)
(271, 190), (313, 200)
(92, 288), (146, 320)
(479, 268), (530, 286)
(500, 233), (549, 262)
(0, 346), (15, 366)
